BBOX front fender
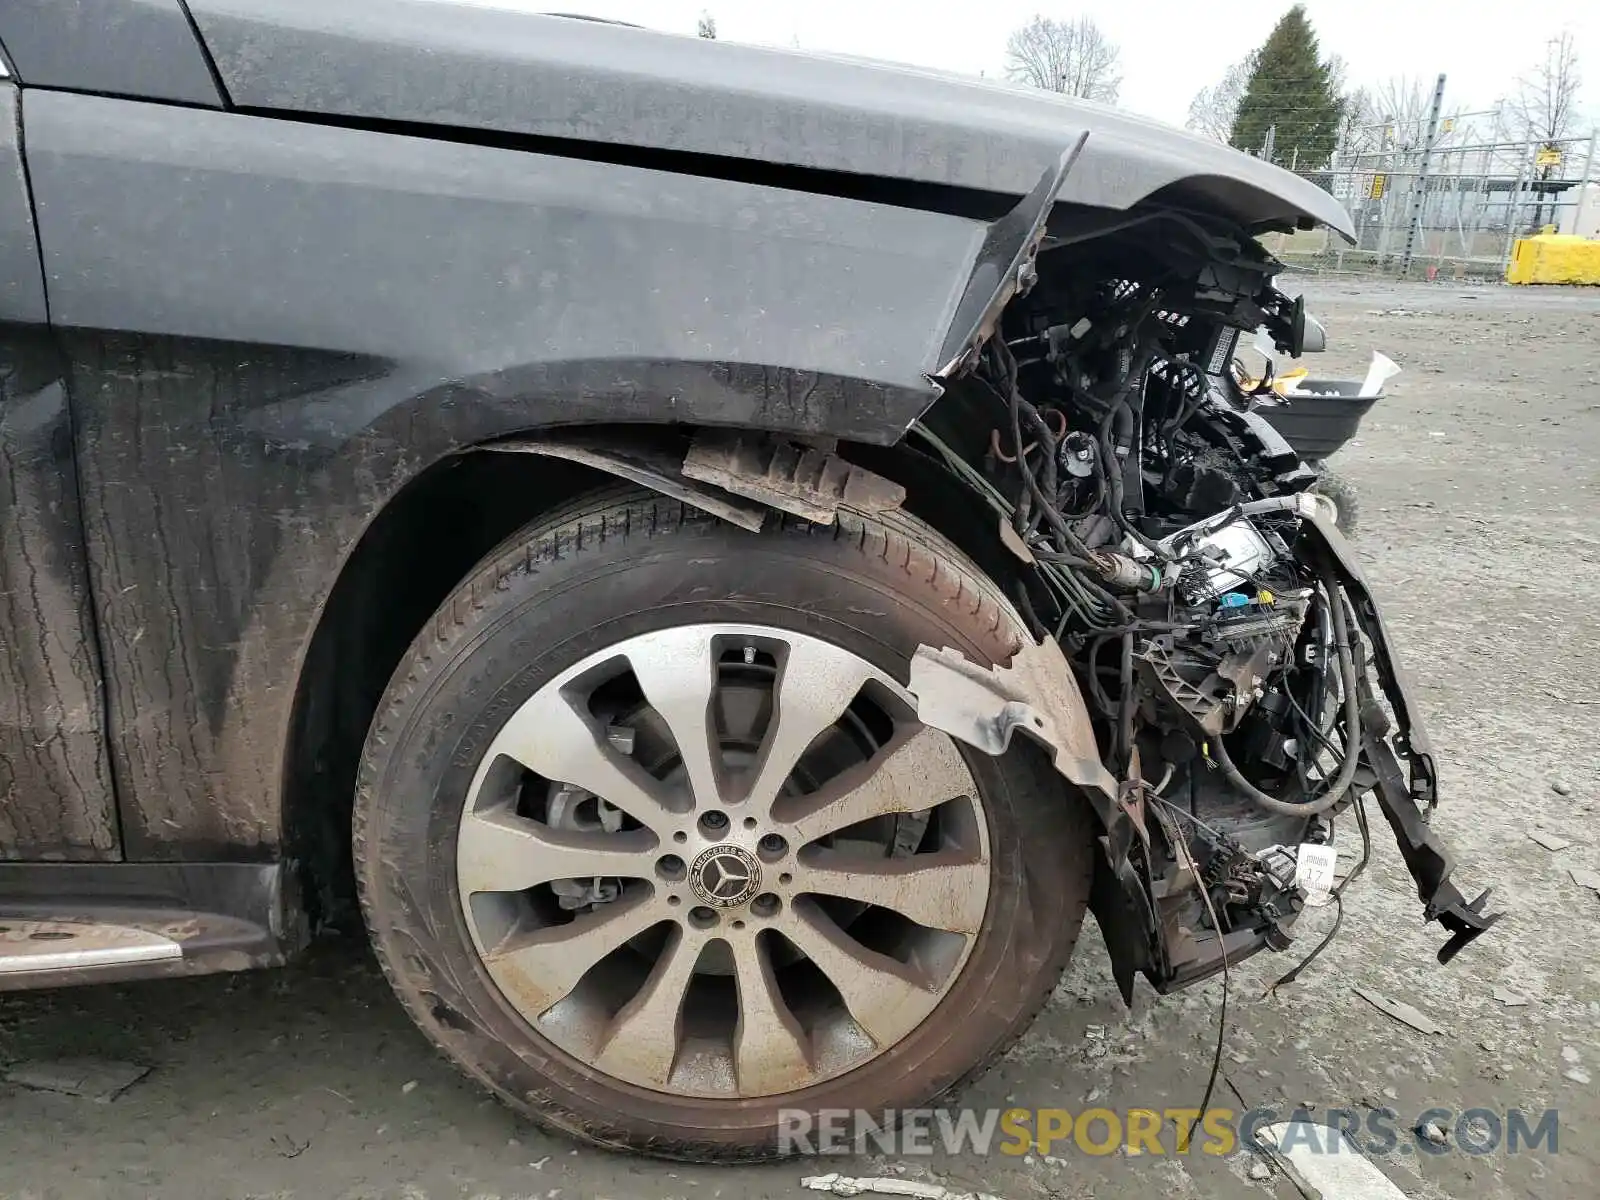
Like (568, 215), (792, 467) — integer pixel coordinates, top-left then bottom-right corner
(27, 90), (1003, 448)
(21, 88), (1050, 860)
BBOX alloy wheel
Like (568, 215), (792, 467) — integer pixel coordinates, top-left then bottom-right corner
(456, 624), (991, 1098)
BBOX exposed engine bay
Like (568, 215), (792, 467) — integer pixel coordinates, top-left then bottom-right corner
(504, 144), (1503, 1005)
(903, 158), (1501, 999)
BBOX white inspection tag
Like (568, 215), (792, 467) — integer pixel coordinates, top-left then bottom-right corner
(1294, 843), (1338, 907)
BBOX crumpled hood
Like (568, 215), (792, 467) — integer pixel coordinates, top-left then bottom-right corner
(188, 0), (1353, 240)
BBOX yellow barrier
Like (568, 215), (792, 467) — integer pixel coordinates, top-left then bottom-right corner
(1506, 233), (1600, 285)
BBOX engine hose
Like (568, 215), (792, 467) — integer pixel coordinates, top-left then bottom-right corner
(1210, 566), (1362, 817)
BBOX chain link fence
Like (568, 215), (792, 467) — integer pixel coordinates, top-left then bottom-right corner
(1264, 132), (1599, 280)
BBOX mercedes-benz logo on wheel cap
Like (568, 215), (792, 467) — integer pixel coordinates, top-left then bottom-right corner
(689, 845), (761, 908)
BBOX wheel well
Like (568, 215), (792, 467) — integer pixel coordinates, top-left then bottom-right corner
(284, 449), (607, 927)
(282, 433), (1020, 929)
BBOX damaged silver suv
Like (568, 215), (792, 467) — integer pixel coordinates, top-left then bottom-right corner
(0, 0), (1495, 1160)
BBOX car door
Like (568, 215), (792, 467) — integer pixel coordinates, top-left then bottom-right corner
(0, 68), (120, 860)
(0, 1), (239, 864)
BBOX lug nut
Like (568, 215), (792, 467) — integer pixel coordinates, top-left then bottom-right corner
(699, 811), (729, 835)
(656, 854), (686, 881)
(758, 833), (788, 858)
(750, 893), (781, 918)
(688, 906), (719, 929)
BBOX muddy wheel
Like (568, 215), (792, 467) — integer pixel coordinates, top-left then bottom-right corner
(354, 488), (1095, 1160)
(1308, 467), (1359, 538)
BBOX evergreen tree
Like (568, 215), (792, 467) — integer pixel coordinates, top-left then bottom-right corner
(1229, 6), (1343, 169)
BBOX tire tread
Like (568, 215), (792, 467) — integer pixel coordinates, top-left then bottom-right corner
(354, 488), (1091, 1162)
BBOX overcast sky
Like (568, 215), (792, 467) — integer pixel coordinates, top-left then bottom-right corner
(476, 1), (1597, 131)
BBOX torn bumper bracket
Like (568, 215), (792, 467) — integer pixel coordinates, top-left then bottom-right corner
(1303, 508), (1503, 964)
(1358, 692), (1501, 964)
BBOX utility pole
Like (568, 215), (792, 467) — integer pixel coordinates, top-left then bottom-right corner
(1400, 73), (1446, 278)
(1261, 124), (1277, 164)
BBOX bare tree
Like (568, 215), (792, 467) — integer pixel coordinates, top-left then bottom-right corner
(1497, 31), (1583, 157)
(1375, 77), (1447, 149)
(1004, 16), (1121, 104)
(1344, 78), (1450, 155)
(696, 11), (717, 39)
(1336, 76), (1473, 163)
(1337, 85), (1379, 156)
(1186, 52), (1257, 141)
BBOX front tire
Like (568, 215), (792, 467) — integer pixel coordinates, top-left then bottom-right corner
(1308, 467), (1359, 537)
(354, 488), (1094, 1160)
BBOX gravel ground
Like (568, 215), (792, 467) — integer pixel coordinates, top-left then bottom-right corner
(2, 282), (1598, 1200)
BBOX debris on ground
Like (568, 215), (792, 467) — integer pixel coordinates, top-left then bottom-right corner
(1542, 689), (1600, 706)
(1493, 987), (1530, 1007)
(800, 1175), (1008, 1200)
(1256, 1119), (1410, 1197)
(1417, 1120), (1449, 1145)
(1562, 1049), (1591, 1084)
(401, 1080), (418, 1095)
(1353, 988), (1447, 1034)
(1552, 780), (1574, 796)
(1569, 868), (1600, 892)
(3, 1058), (150, 1102)
(1528, 830), (1572, 852)
(1245, 1159), (1273, 1181)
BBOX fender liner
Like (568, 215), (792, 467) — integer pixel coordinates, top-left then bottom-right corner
(484, 431), (769, 532)
(487, 428), (912, 534)
(907, 639), (1118, 824)
(907, 639), (1152, 1004)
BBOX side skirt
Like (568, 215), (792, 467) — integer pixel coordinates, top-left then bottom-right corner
(0, 860), (303, 992)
